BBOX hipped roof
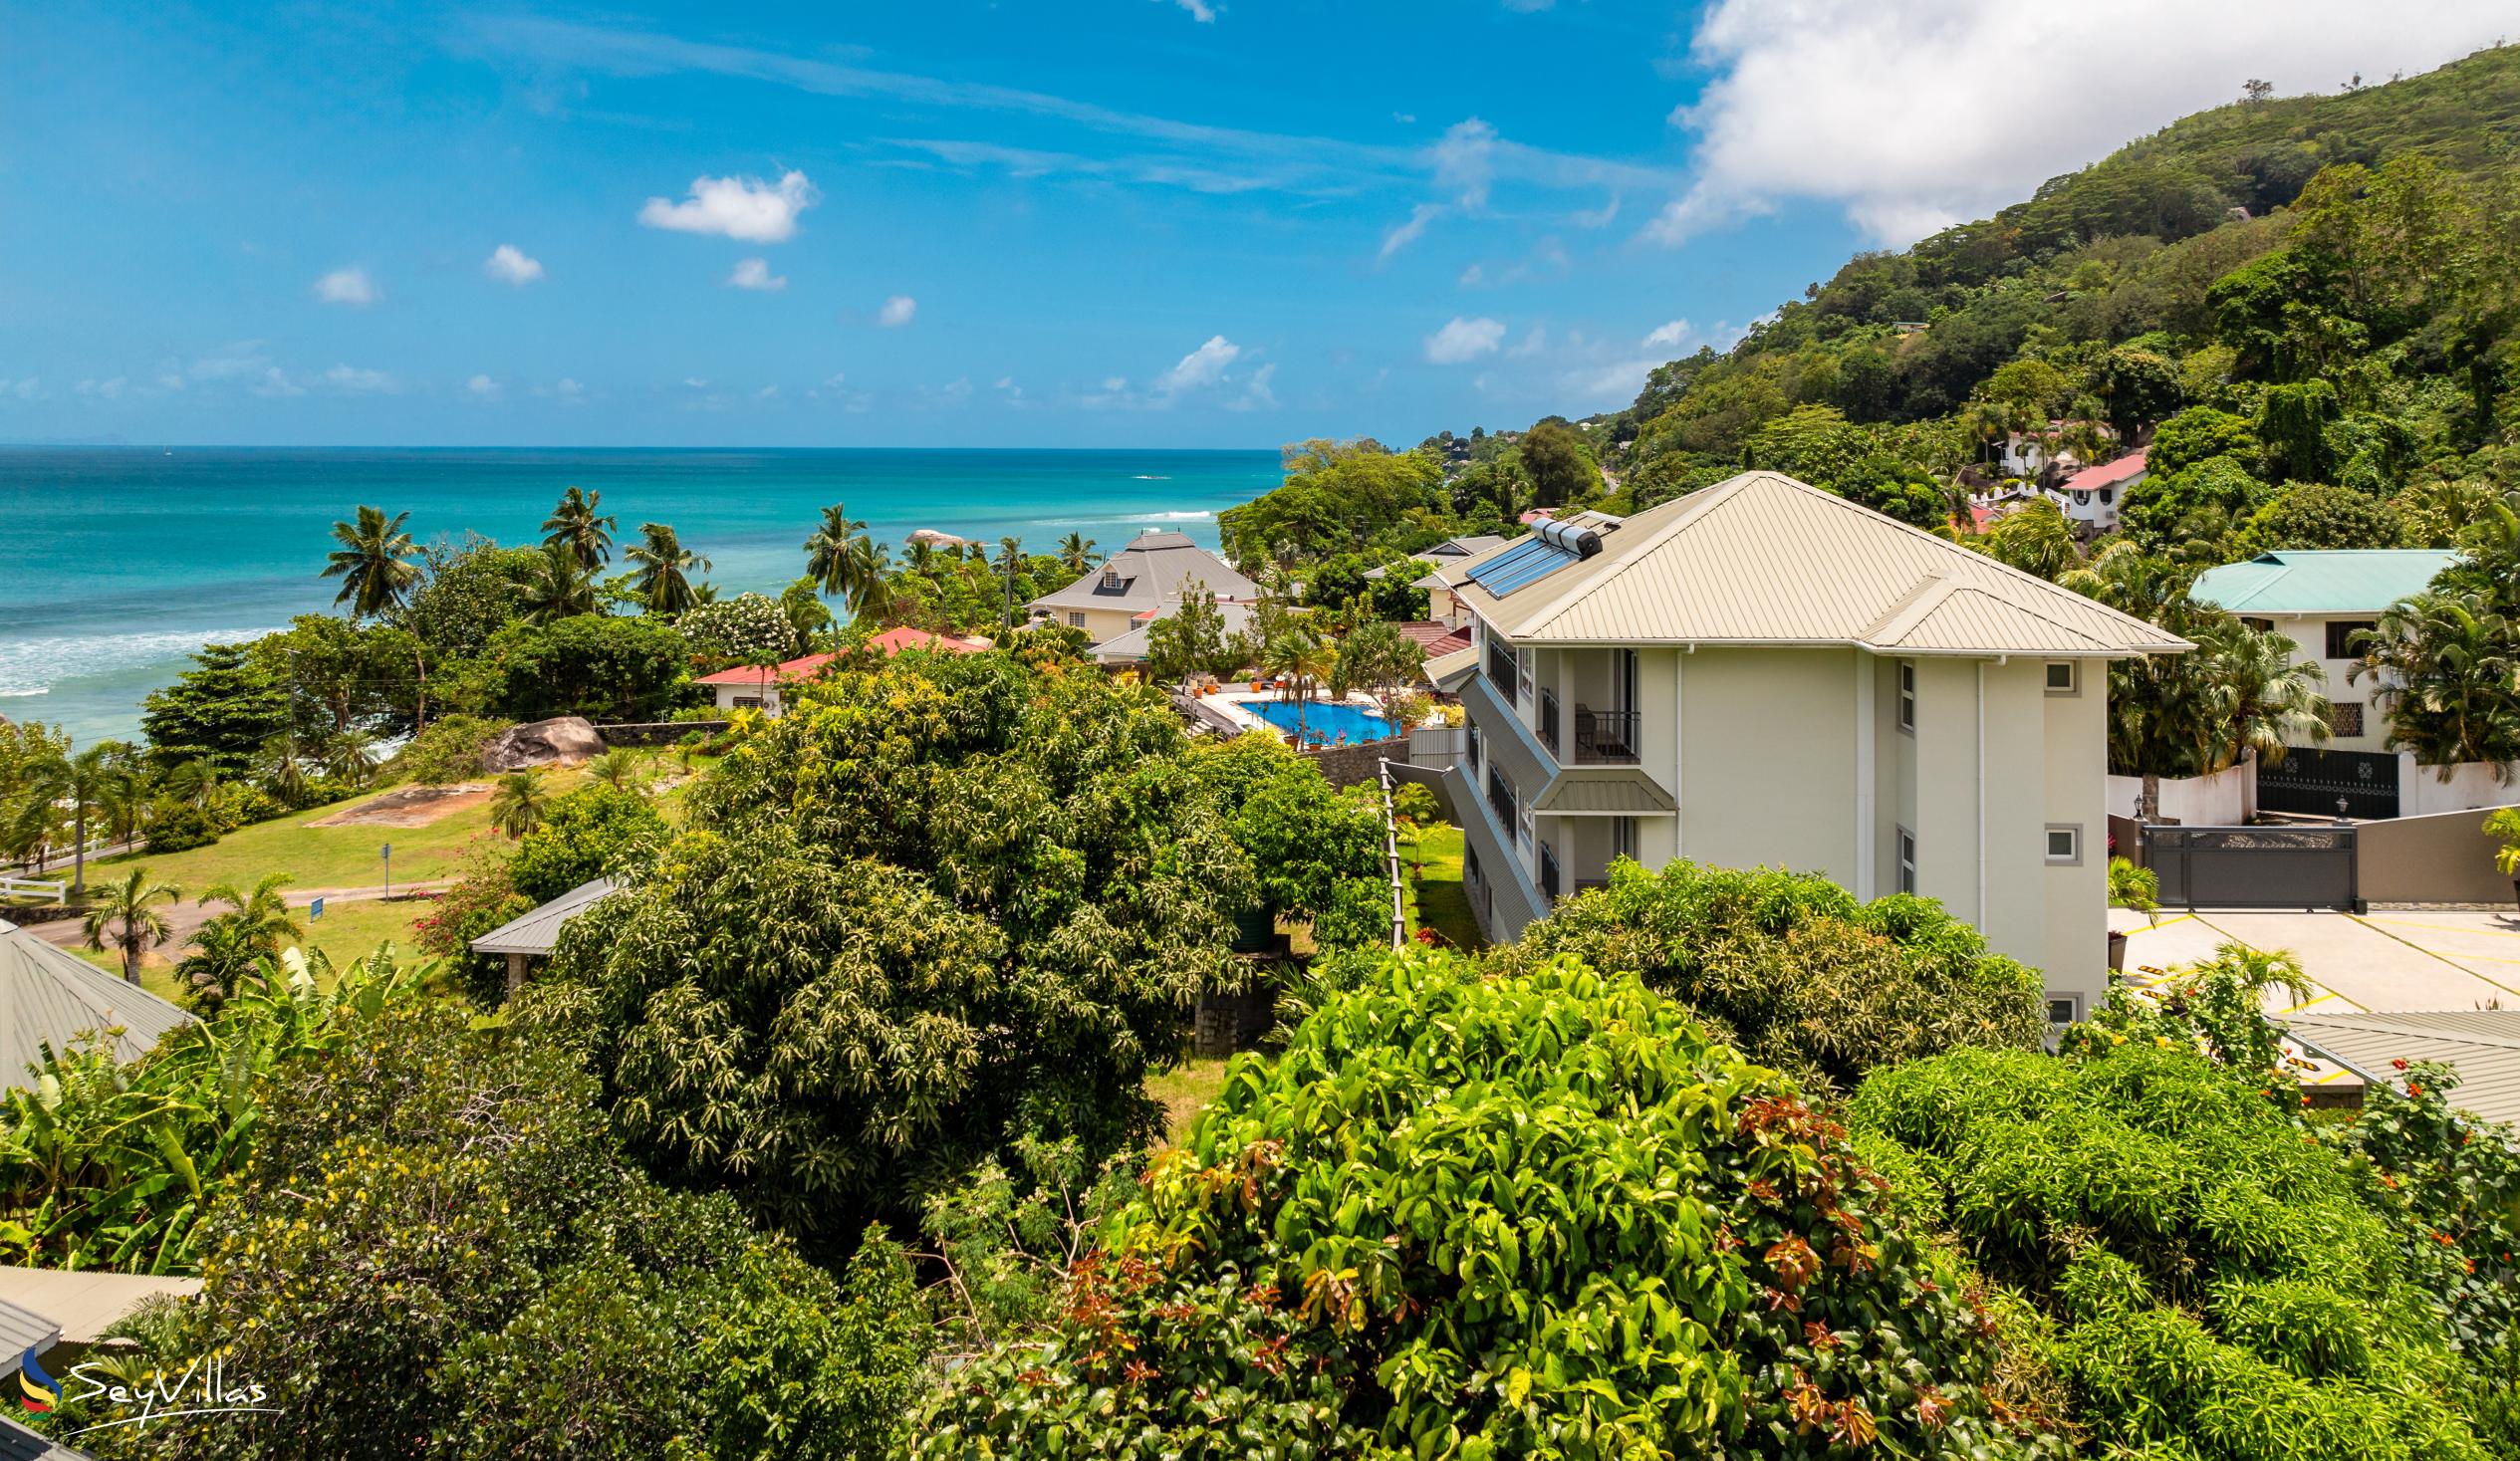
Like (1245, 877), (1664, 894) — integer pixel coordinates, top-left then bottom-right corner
(0, 924), (194, 1087)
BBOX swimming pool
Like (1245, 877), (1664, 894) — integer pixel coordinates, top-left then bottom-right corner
(1245, 697), (1395, 745)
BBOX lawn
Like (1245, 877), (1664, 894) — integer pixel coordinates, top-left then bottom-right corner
(1148, 1056), (1234, 1144)
(1401, 824), (1485, 951)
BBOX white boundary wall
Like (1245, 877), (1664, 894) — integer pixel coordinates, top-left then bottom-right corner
(2106, 760), (2255, 825)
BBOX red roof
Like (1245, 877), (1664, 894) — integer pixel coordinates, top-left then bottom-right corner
(2060, 448), (2148, 494)
(1395, 621), (1471, 656)
(1517, 508), (1555, 525)
(695, 652), (837, 687)
(866, 625), (987, 655)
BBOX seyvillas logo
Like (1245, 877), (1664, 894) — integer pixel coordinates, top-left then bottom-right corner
(18, 1348), (56, 1414)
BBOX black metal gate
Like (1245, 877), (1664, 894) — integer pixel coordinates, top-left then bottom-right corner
(2144, 824), (2358, 910)
(2256, 747), (2399, 820)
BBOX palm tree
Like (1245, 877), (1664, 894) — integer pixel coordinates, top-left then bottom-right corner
(321, 505), (422, 618)
(542, 486), (619, 570)
(903, 540), (941, 577)
(2192, 619), (2331, 773)
(1260, 624), (1334, 746)
(584, 748), (648, 795)
(83, 868), (179, 985)
(256, 735), (310, 808)
(489, 769), (550, 839)
(2352, 591), (2520, 774)
(321, 728), (379, 786)
(626, 523), (710, 616)
(31, 741), (120, 896)
(1057, 533), (1097, 574)
(514, 541), (601, 623)
(804, 505), (885, 618)
(195, 873), (301, 961)
(995, 537), (1026, 627)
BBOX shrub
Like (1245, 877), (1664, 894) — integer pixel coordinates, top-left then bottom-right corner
(390, 715), (511, 785)
(507, 785), (664, 904)
(142, 796), (219, 853)
(1498, 859), (2047, 1093)
(677, 593), (798, 666)
(410, 838), (533, 1005)
(920, 950), (2054, 1459)
(1851, 1043), (2499, 1459)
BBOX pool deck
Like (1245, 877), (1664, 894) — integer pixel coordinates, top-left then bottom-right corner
(1209, 689), (1394, 747)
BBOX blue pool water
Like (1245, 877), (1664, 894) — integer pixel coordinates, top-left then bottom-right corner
(1246, 698), (1394, 745)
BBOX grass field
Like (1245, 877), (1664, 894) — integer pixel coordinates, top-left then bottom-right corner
(1148, 1056), (1234, 1143)
(1402, 824), (1485, 951)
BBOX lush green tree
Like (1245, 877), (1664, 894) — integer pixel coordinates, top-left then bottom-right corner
(24, 740), (124, 895)
(1057, 532), (1097, 573)
(1258, 623), (1333, 745)
(138, 643), (291, 775)
(551, 654), (1252, 1247)
(2257, 378), (2345, 482)
(1979, 497), (2081, 581)
(676, 592), (798, 666)
(387, 715), (511, 786)
(1328, 616), (1426, 709)
(1145, 583), (1246, 684)
(511, 540), (602, 624)
(1195, 738), (1383, 922)
(2352, 591), (2520, 770)
(481, 613), (690, 722)
(508, 785), (664, 902)
(923, 950), (2050, 1459)
(802, 504), (882, 618)
(82, 867), (180, 985)
(2149, 406), (2261, 476)
(540, 485), (618, 570)
(321, 505), (423, 618)
(1220, 441), (1445, 569)
(2090, 346), (2184, 440)
(2241, 480), (2403, 552)
(488, 769), (551, 840)
(1517, 420), (1597, 507)
(397, 540), (539, 658)
(625, 522), (710, 616)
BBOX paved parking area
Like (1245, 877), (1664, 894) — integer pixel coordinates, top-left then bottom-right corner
(2112, 907), (2520, 1017)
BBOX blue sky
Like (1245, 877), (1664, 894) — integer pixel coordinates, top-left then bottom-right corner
(2, 1), (2509, 448)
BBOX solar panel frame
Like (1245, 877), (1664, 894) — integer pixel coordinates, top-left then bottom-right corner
(1467, 540), (1582, 597)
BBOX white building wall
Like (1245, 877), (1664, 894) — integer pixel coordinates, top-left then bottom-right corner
(2250, 613), (2388, 753)
(1675, 648), (1858, 883)
(2399, 757), (2520, 817)
(2039, 665), (2110, 1018)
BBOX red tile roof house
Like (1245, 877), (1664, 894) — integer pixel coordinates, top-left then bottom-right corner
(694, 629), (986, 714)
(2056, 448), (2147, 535)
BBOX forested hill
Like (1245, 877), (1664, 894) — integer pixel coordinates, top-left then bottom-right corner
(1568, 43), (2520, 525)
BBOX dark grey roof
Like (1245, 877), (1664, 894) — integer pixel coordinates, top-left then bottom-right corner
(469, 877), (619, 957)
(1026, 533), (1256, 616)
(0, 926), (195, 1089)
(1091, 600), (1259, 664)
(0, 1414), (81, 1461)
(0, 1296), (58, 1376)
(2287, 1010), (2520, 1128)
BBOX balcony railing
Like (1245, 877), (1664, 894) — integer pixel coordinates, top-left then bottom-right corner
(1486, 640), (1519, 708)
(1486, 773), (1516, 833)
(1539, 845), (1562, 901)
(1537, 688), (1561, 756)
(1573, 707), (1640, 765)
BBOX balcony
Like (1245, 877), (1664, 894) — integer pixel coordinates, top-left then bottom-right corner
(1486, 772), (1516, 832)
(1537, 688), (1561, 757)
(1539, 844), (1562, 902)
(1486, 640), (1519, 708)
(1573, 707), (1640, 765)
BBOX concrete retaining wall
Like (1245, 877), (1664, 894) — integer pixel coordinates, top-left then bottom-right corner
(2398, 756), (2520, 817)
(2359, 805), (2520, 906)
(2107, 761), (2255, 825)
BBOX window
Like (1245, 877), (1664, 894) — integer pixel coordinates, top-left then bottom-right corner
(2044, 661), (2078, 695)
(1896, 829), (1916, 895)
(733, 696), (764, 710)
(2242, 616), (2274, 633)
(2332, 701), (2365, 737)
(2044, 825), (2082, 865)
(2326, 619), (2378, 658)
(2047, 996), (2081, 1025)
(1067, 611), (1086, 628)
(2098, 487), (2114, 506)
(1896, 662), (1916, 732)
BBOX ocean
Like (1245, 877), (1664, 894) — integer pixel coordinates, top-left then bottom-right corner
(0, 446), (1279, 745)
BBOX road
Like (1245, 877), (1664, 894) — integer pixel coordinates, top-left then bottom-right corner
(25, 882), (454, 950)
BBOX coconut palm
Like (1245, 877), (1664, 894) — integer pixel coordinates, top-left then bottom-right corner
(321, 728), (379, 786)
(584, 748), (648, 795)
(195, 873), (301, 961)
(255, 735), (310, 809)
(903, 539), (941, 577)
(321, 505), (422, 618)
(82, 867), (180, 985)
(489, 769), (550, 839)
(2192, 618), (2332, 773)
(1982, 498), (2080, 582)
(626, 523), (710, 616)
(1260, 623), (1334, 746)
(514, 540), (601, 623)
(542, 486), (618, 570)
(2352, 591), (2520, 774)
(995, 537), (1026, 627)
(159, 759), (222, 812)
(30, 741), (122, 896)
(804, 504), (884, 617)
(1057, 532), (1097, 574)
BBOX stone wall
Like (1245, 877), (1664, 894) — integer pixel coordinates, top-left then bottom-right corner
(1193, 988), (1275, 1057)
(595, 720), (729, 747)
(1300, 736), (1411, 789)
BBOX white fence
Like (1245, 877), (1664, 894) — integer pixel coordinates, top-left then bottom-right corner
(0, 876), (68, 902)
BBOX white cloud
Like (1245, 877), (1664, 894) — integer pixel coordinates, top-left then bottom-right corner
(1225, 362), (1278, 412)
(1648, 0), (2515, 248)
(1101, 375), (1130, 392)
(638, 170), (817, 242)
(250, 368), (305, 398)
(1458, 263), (1485, 288)
(1507, 325), (1548, 358)
(682, 376), (710, 389)
(876, 295), (917, 328)
(540, 377), (586, 403)
(1378, 203), (1442, 262)
(313, 267), (380, 307)
(1431, 119), (1497, 208)
(1570, 195), (1621, 229)
(75, 377), (126, 400)
(1423, 316), (1505, 365)
(322, 364), (397, 394)
(1158, 0), (1216, 20)
(466, 373), (501, 397)
(1562, 359), (1661, 404)
(189, 343), (269, 381)
(484, 244), (544, 285)
(756, 384), (782, 400)
(1642, 319), (1695, 350)
(1158, 335), (1242, 393)
(727, 257), (788, 291)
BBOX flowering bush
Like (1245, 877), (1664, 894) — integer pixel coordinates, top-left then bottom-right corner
(677, 593), (797, 666)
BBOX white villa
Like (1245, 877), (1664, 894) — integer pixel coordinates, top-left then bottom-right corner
(2189, 549), (2458, 753)
(1027, 530), (1257, 649)
(1423, 470), (2190, 1022)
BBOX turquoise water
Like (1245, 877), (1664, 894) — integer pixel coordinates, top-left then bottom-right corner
(0, 446), (1277, 744)
(1248, 698), (1394, 746)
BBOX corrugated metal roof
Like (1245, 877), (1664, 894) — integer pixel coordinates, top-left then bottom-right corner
(469, 877), (619, 957)
(2190, 550), (2458, 616)
(1090, 601), (1257, 665)
(0, 926), (195, 1090)
(0, 1267), (201, 1345)
(0, 1414), (83, 1461)
(1530, 769), (1678, 815)
(1426, 644), (1479, 691)
(1450, 472), (2190, 655)
(2059, 447), (2148, 493)
(1456, 675), (1549, 796)
(0, 1298), (57, 1375)
(2287, 1010), (2520, 1128)
(1027, 533), (1256, 615)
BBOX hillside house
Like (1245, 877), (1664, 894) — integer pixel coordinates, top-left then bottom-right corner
(1026, 530), (1256, 649)
(2188, 549), (2458, 753)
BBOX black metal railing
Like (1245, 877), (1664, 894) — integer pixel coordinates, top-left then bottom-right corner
(1574, 707), (1640, 765)
(1486, 772), (1516, 833)
(1537, 688), (1561, 756)
(1539, 845), (1561, 901)
(1487, 640), (1519, 707)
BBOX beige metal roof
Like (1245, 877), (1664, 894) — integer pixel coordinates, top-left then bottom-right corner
(2287, 1011), (2520, 1129)
(0, 924), (195, 1088)
(1529, 769), (1678, 816)
(0, 1266), (200, 1345)
(1425, 644), (1478, 690)
(1448, 472), (2191, 655)
(470, 877), (618, 957)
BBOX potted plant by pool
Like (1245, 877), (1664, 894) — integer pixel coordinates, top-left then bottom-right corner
(2484, 808), (2520, 908)
(2106, 855), (2157, 973)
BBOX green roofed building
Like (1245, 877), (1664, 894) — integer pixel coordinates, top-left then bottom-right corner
(2188, 550), (2458, 754)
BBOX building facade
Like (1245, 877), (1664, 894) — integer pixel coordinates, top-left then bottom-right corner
(1429, 471), (2188, 1021)
(1026, 530), (1257, 648)
(2188, 550), (2456, 753)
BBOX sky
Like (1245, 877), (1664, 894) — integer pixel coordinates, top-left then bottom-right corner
(2, 0), (2513, 449)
